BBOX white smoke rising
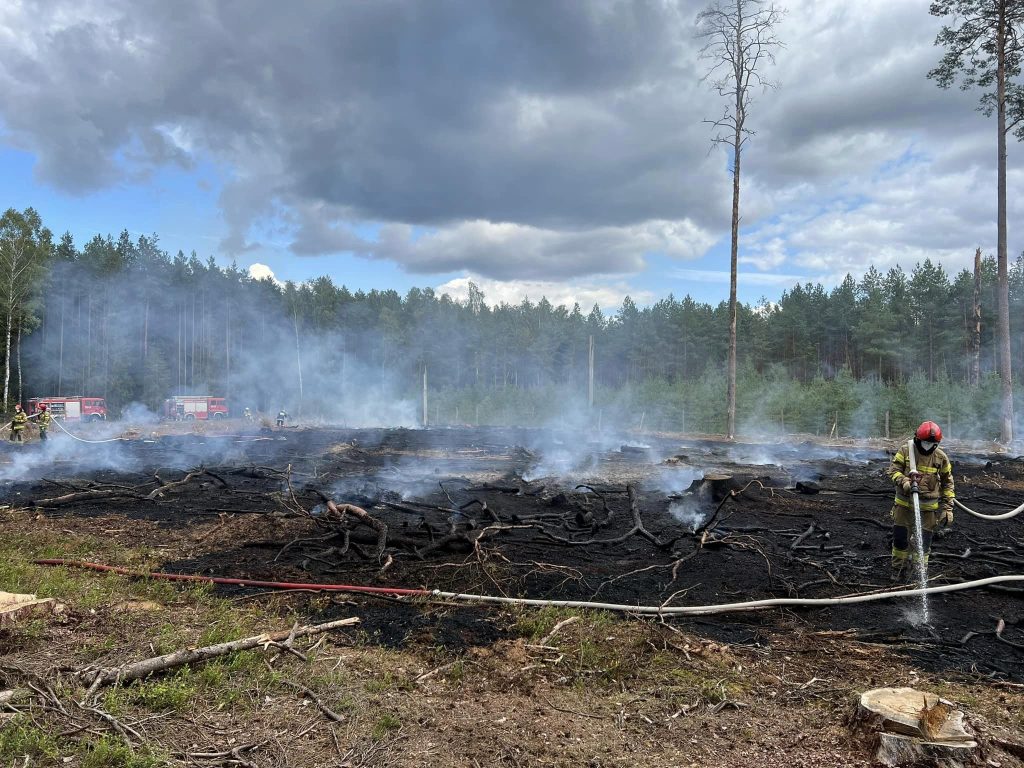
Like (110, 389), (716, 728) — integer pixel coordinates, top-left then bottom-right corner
(649, 465), (702, 495)
(666, 481), (712, 532)
(0, 436), (141, 482)
(119, 402), (162, 425)
(227, 333), (419, 428)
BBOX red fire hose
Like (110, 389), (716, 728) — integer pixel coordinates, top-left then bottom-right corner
(32, 559), (431, 597)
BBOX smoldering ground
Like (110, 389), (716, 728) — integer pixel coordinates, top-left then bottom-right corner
(5, 424), (1022, 682)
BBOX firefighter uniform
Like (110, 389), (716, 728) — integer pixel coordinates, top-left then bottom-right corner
(10, 407), (28, 443)
(887, 441), (955, 566)
(276, 410), (287, 427)
(37, 408), (52, 440)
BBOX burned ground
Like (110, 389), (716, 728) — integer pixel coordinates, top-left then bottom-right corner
(1, 425), (1022, 766)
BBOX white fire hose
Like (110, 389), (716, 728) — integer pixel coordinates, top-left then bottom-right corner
(955, 498), (1024, 521)
(47, 414), (127, 444)
(429, 575), (1024, 615)
(908, 438), (1023, 521)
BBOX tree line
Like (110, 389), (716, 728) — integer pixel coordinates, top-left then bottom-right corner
(1, 207), (1022, 438)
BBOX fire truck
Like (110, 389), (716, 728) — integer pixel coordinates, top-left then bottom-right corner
(27, 396), (107, 422)
(162, 396), (229, 421)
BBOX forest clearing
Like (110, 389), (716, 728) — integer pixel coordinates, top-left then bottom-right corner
(1, 424), (1021, 766)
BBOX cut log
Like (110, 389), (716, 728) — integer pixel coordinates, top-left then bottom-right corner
(851, 687), (979, 767)
(0, 591), (56, 626)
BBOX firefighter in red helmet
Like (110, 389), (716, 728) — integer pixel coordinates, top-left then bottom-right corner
(886, 421), (955, 572)
(36, 403), (51, 441)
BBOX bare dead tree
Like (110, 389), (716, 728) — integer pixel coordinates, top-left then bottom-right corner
(973, 247), (982, 387)
(697, 0), (783, 439)
(929, 0), (1024, 443)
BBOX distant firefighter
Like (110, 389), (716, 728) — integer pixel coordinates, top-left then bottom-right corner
(276, 409), (288, 427)
(887, 421), (955, 572)
(243, 407), (253, 422)
(35, 403), (51, 441)
(10, 404), (27, 443)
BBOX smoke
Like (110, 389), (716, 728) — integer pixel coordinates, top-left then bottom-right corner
(224, 330), (419, 428)
(648, 465), (702, 495)
(119, 402), (161, 425)
(0, 435), (140, 482)
(666, 481), (713, 532)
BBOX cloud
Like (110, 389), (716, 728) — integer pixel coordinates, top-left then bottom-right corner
(671, 268), (814, 287)
(436, 274), (653, 312)
(247, 262), (278, 283)
(371, 218), (715, 280)
(0, 0), (1022, 297)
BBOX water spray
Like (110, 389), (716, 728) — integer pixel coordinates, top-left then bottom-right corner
(905, 438), (931, 624)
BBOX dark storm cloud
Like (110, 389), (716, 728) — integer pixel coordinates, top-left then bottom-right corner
(0, 3), (721, 212)
(0, 0), (1018, 283)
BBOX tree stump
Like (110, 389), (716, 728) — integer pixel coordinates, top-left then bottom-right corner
(0, 591), (56, 626)
(697, 472), (790, 501)
(851, 687), (979, 767)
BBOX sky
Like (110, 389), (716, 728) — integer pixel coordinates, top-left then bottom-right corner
(0, 0), (1019, 312)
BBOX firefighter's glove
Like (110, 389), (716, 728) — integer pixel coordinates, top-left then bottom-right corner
(939, 505), (954, 528)
(901, 478), (913, 495)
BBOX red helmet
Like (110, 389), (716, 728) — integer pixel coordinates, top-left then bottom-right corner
(39, 404), (47, 410)
(915, 421), (942, 443)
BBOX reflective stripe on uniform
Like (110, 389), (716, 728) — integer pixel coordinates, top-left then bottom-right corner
(916, 465), (938, 474)
(894, 496), (939, 510)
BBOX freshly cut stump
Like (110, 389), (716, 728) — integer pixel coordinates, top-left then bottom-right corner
(852, 687), (978, 767)
(0, 591), (56, 626)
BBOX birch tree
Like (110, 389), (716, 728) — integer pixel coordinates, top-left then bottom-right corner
(0, 208), (52, 407)
(697, 0), (783, 439)
(929, 0), (1024, 443)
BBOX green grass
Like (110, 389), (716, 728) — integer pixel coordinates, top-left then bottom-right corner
(364, 670), (413, 693)
(372, 712), (402, 739)
(128, 672), (200, 712)
(1, 718), (167, 766)
(511, 606), (615, 642)
(79, 738), (169, 768)
(446, 660), (465, 683)
(0, 718), (61, 761)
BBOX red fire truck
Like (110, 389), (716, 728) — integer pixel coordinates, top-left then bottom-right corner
(162, 396), (229, 421)
(27, 397), (107, 422)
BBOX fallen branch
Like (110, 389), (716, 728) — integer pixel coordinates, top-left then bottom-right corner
(0, 687), (31, 707)
(278, 678), (345, 722)
(995, 618), (1024, 652)
(80, 616), (359, 696)
(790, 524), (816, 551)
(540, 485), (673, 549)
(176, 743), (263, 763)
(147, 469), (225, 500)
(539, 616), (579, 646)
(325, 500), (389, 560)
(34, 488), (148, 508)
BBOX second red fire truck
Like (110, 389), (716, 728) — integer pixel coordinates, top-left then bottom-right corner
(162, 396), (229, 420)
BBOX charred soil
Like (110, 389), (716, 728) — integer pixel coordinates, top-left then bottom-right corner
(1, 425), (1021, 766)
